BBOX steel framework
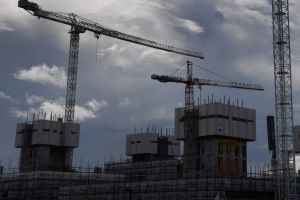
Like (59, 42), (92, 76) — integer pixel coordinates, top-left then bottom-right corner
(185, 61), (195, 112)
(65, 28), (85, 122)
(151, 61), (263, 177)
(18, 0), (204, 123)
(183, 61), (197, 176)
(272, 0), (296, 199)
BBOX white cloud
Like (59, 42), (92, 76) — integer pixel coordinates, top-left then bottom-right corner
(0, 22), (14, 32)
(11, 95), (110, 122)
(75, 105), (97, 121)
(86, 98), (109, 112)
(26, 94), (46, 105)
(0, 0), (31, 33)
(144, 106), (173, 121)
(156, 107), (173, 120)
(216, 0), (270, 25)
(140, 48), (170, 59)
(106, 44), (119, 53)
(10, 108), (27, 119)
(38, 98), (97, 122)
(117, 97), (132, 108)
(176, 18), (204, 34)
(0, 91), (13, 102)
(39, 99), (65, 118)
(13, 64), (67, 88)
(216, 0), (271, 42)
(153, 107), (173, 120)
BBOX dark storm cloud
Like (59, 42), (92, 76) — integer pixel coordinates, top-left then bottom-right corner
(0, 0), (300, 168)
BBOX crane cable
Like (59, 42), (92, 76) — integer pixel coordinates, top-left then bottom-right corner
(170, 61), (234, 83)
(193, 63), (234, 105)
(194, 63), (234, 82)
(170, 61), (188, 76)
(95, 33), (101, 62)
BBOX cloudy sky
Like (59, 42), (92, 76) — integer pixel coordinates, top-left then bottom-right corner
(1, 0), (300, 169)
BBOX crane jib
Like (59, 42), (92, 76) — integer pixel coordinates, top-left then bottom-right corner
(19, 0), (204, 59)
(18, 0), (205, 124)
(152, 74), (264, 91)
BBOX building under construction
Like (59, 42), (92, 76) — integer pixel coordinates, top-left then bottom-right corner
(15, 117), (80, 172)
(0, 0), (298, 199)
(1, 101), (300, 199)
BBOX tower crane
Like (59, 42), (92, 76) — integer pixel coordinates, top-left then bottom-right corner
(18, 0), (204, 123)
(151, 75), (264, 91)
(151, 61), (263, 176)
(271, 0), (296, 199)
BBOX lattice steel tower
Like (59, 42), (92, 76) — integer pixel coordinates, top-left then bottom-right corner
(272, 0), (296, 199)
(183, 61), (197, 176)
(18, 0), (204, 123)
(65, 27), (85, 122)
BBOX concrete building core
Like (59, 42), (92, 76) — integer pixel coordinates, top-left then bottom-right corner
(175, 102), (256, 140)
(174, 102), (256, 177)
(15, 119), (80, 172)
(126, 133), (180, 162)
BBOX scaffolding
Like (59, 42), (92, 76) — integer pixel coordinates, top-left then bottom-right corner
(0, 162), (296, 200)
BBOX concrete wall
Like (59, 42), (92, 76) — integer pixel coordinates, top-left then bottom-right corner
(175, 102), (256, 141)
(19, 146), (51, 171)
(16, 120), (79, 172)
(15, 123), (32, 148)
(19, 146), (73, 172)
(15, 120), (80, 148)
(168, 136), (180, 156)
(126, 133), (180, 157)
(62, 123), (80, 147)
(182, 137), (247, 177)
(126, 133), (158, 155)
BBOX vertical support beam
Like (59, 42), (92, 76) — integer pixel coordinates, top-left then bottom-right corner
(185, 60), (194, 112)
(65, 27), (85, 123)
(272, 0), (296, 199)
(184, 61), (198, 178)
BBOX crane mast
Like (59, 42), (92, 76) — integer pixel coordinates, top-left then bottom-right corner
(65, 27), (85, 122)
(272, 0), (296, 199)
(152, 61), (263, 176)
(183, 61), (196, 176)
(18, 0), (204, 123)
(185, 61), (194, 112)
